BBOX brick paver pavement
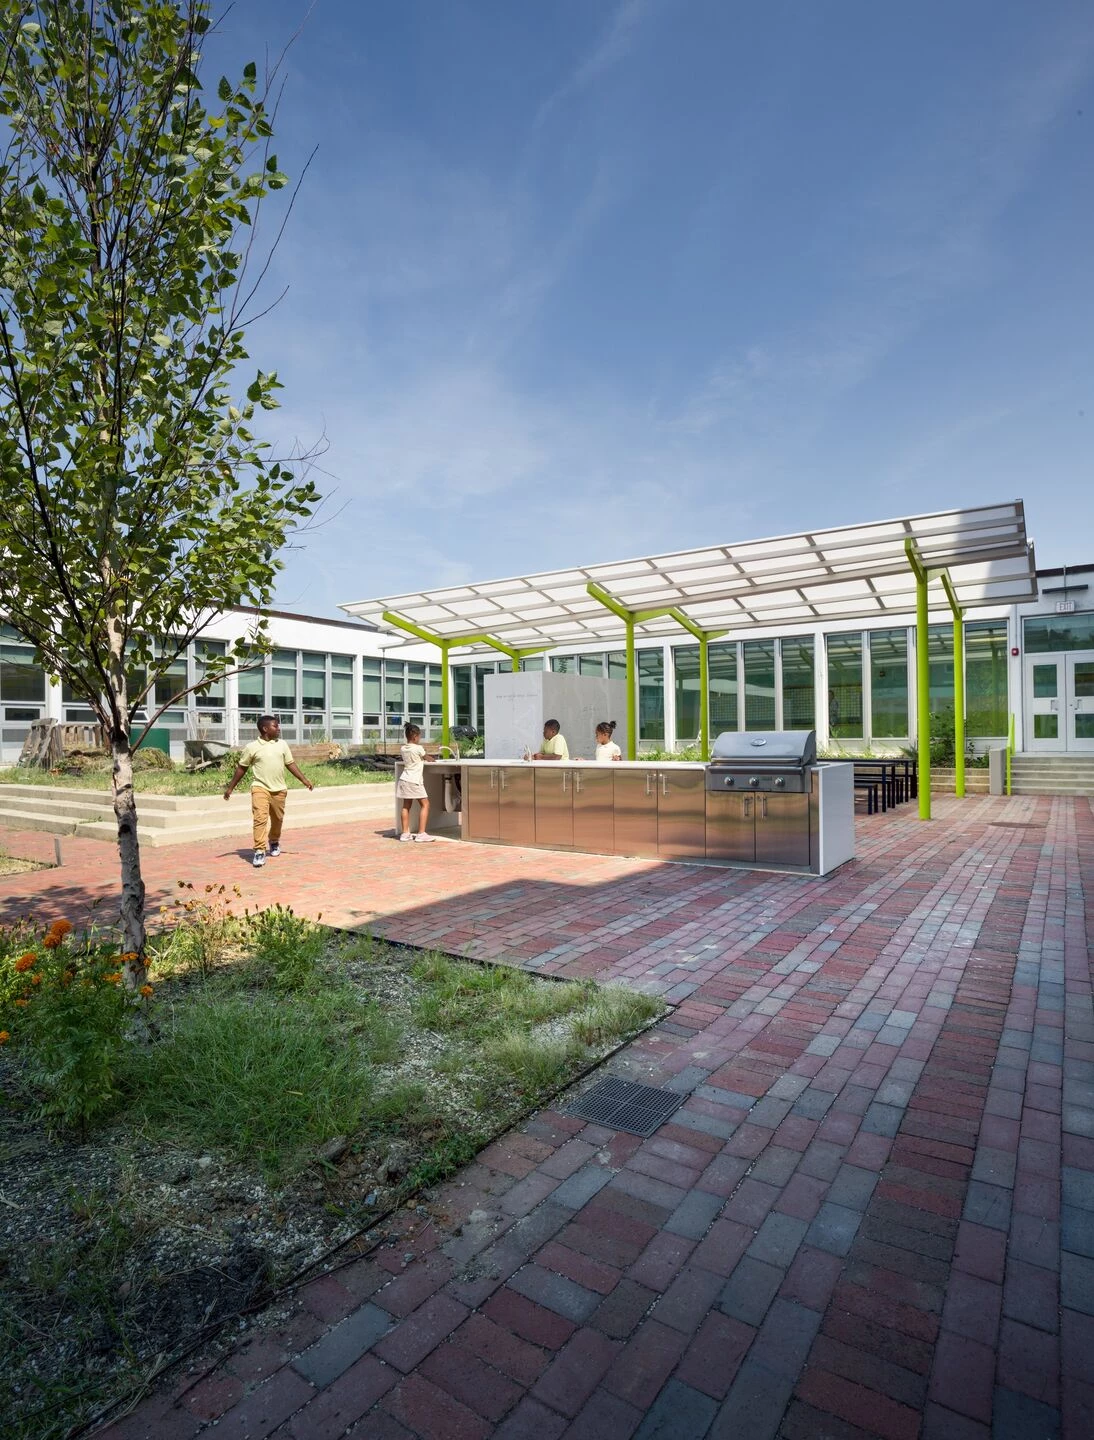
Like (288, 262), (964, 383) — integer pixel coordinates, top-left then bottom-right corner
(2, 792), (1092, 1439)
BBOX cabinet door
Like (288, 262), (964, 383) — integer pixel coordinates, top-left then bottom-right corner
(534, 767), (574, 848)
(498, 767), (536, 845)
(754, 792), (810, 866)
(465, 767), (499, 840)
(656, 769), (707, 858)
(572, 767), (614, 853)
(705, 791), (756, 861)
(613, 770), (658, 856)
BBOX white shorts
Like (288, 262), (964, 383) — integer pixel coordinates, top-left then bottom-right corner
(396, 779), (428, 799)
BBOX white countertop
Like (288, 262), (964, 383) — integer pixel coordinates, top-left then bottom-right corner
(442, 758), (707, 770)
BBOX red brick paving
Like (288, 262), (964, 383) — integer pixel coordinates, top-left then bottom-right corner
(2, 792), (1093, 1438)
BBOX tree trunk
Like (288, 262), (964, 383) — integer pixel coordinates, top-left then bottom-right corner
(111, 727), (148, 989)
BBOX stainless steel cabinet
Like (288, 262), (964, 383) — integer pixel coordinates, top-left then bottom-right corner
(656, 769), (706, 858)
(572, 766), (614, 853)
(755, 792), (810, 866)
(705, 791), (756, 862)
(614, 770), (659, 856)
(705, 789), (811, 866)
(498, 767), (535, 845)
(534, 767), (574, 848)
(465, 767), (499, 840)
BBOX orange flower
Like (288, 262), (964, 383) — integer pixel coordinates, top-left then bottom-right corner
(14, 954), (36, 972)
(42, 934), (62, 950)
(139, 984), (153, 998)
(120, 952), (138, 963)
(48, 919), (73, 937)
(0, 1031), (9, 1044)
(30, 975), (41, 986)
(13, 998), (28, 1007)
(103, 972), (122, 984)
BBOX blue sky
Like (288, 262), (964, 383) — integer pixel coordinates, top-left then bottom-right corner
(208, 0), (1094, 617)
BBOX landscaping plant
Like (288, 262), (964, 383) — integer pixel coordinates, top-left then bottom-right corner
(0, 0), (318, 991)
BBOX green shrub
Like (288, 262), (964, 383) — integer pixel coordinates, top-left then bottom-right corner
(247, 905), (327, 990)
(161, 882), (244, 978)
(131, 746), (175, 771)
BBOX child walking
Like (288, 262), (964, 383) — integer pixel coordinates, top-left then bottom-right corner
(223, 715), (314, 867)
(397, 722), (436, 842)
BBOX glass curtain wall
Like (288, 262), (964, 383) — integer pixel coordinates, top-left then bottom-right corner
(638, 649), (664, 742)
(674, 647), (702, 746)
(869, 629), (909, 736)
(744, 640), (776, 730)
(330, 654), (354, 738)
(362, 659), (382, 734)
(302, 652), (326, 734)
(781, 636), (815, 729)
(965, 621), (1007, 735)
(827, 633), (864, 738)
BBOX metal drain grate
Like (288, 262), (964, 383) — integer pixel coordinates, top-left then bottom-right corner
(989, 822), (1044, 829)
(566, 1076), (683, 1136)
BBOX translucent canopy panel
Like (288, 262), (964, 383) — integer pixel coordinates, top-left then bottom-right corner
(341, 502), (1036, 653)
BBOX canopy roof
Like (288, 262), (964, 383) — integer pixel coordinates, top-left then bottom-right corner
(341, 502), (1036, 653)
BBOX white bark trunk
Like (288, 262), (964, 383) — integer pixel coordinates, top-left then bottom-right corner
(111, 728), (147, 989)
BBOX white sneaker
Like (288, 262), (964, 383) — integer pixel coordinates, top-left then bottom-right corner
(398, 832), (413, 842)
(413, 832), (436, 843)
(253, 849), (266, 867)
(268, 843), (281, 858)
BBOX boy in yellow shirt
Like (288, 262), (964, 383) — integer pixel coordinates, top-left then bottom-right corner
(224, 716), (315, 866)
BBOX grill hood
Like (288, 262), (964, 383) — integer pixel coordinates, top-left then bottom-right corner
(709, 730), (817, 766)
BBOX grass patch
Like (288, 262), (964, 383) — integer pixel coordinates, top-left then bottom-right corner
(1, 917), (665, 1439)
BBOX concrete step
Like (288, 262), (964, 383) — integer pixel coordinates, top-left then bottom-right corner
(0, 782), (396, 845)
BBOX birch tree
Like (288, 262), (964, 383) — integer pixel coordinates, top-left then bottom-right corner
(0, 0), (318, 987)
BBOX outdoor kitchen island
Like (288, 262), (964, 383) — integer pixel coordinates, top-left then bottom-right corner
(397, 733), (855, 876)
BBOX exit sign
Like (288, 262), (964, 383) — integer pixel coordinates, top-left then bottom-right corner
(1056, 600), (1076, 614)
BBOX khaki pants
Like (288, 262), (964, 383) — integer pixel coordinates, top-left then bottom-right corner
(251, 788), (287, 850)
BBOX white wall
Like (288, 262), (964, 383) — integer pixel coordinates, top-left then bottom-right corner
(484, 672), (628, 759)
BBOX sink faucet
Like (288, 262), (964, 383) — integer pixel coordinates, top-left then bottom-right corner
(436, 744), (459, 758)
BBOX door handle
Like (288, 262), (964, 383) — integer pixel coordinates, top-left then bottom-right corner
(562, 771), (568, 793)
(645, 773), (653, 796)
(500, 770), (507, 791)
(574, 773), (582, 793)
(660, 773), (668, 797)
(761, 796), (768, 818)
(490, 769), (497, 790)
(743, 798), (751, 818)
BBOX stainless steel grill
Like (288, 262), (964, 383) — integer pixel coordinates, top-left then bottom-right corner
(706, 730), (817, 793)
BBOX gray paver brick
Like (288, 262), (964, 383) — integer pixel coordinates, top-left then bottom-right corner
(664, 1066), (711, 1095)
(665, 1189), (725, 1240)
(551, 1163), (614, 1210)
(828, 1164), (879, 1212)
(991, 1386), (1061, 1440)
(746, 1213), (809, 1268)
(508, 1263), (602, 1323)
(708, 1357), (794, 1440)
(861, 1102), (903, 1136)
(1062, 1167), (1094, 1213)
(718, 1256), (784, 1327)
(963, 1181), (1013, 1231)
(633, 1378), (718, 1439)
(748, 1145), (801, 1187)
(1060, 1252), (1094, 1317)
(292, 1302), (393, 1387)
(1062, 1205), (1094, 1259)
(791, 1089), (836, 1120)
(805, 1202), (862, 1257)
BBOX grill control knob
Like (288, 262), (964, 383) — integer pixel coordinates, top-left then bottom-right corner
(724, 775), (734, 787)
(748, 775), (759, 788)
(774, 776), (786, 788)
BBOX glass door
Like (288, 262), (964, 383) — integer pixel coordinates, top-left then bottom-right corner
(1067, 657), (1094, 752)
(1027, 660), (1065, 751)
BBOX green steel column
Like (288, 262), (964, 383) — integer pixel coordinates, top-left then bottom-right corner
(699, 634), (710, 761)
(511, 654), (520, 673)
(916, 572), (931, 820)
(440, 641), (451, 751)
(626, 617), (637, 760)
(953, 611), (965, 798)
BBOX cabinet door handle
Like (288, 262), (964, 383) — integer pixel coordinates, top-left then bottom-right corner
(660, 773), (668, 797)
(574, 773), (582, 793)
(490, 769), (497, 790)
(761, 796), (768, 818)
(743, 797), (751, 818)
(562, 772), (568, 793)
(500, 770), (507, 791)
(645, 773), (653, 796)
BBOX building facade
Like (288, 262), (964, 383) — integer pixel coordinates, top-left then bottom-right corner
(2, 565), (1091, 762)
